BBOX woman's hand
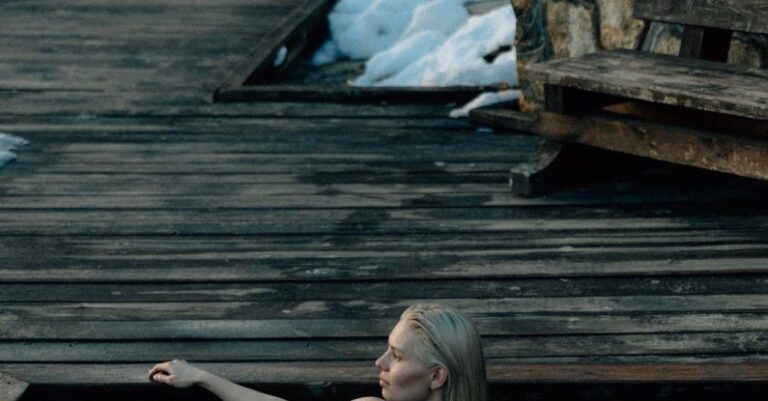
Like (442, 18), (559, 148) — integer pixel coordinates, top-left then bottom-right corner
(148, 359), (288, 401)
(148, 359), (206, 388)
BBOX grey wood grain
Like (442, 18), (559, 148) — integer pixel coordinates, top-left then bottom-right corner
(4, 360), (768, 385)
(2, 332), (768, 362)
(634, 0), (768, 34)
(0, 373), (28, 401)
(526, 49), (768, 120)
(4, 313), (768, 340)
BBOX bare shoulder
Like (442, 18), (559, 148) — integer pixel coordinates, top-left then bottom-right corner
(351, 397), (384, 401)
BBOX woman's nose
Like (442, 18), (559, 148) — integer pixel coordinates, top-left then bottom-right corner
(374, 352), (387, 370)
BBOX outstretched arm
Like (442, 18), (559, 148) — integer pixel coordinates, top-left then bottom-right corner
(148, 360), (287, 401)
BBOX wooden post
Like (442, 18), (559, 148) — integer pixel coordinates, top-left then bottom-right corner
(0, 373), (28, 401)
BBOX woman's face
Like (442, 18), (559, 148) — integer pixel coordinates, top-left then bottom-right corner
(374, 320), (436, 401)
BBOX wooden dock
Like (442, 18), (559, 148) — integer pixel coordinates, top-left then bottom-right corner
(2, 1), (768, 400)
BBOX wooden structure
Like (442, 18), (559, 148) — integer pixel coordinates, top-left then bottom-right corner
(2, 1), (768, 400)
(0, 373), (28, 401)
(473, 0), (768, 196)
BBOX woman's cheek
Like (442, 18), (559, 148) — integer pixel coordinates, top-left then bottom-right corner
(390, 364), (431, 395)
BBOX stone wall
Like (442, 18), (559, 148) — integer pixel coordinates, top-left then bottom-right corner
(512, 0), (768, 111)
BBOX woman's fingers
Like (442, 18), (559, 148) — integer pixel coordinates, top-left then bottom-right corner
(148, 359), (202, 388)
(151, 372), (172, 384)
(148, 361), (174, 382)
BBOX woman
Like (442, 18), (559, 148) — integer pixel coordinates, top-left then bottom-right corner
(149, 304), (487, 401)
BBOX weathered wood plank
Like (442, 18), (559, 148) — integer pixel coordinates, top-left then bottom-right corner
(0, 183), (508, 198)
(217, 0), (335, 89)
(634, 0), (768, 34)
(2, 331), (768, 362)
(2, 231), (762, 255)
(6, 257), (768, 282)
(525, 49), (768, 120)
(3, 191), (737, 208)
(6, 162), (514, 175)
(5, 296), (768, 321)
(0, 92), (461, 117)
(0, 172), (508, 186)
(5, 273), (768, 302)
(4, 361), (768, 386)
(471, 108), (768, 180)
(0, 206), (767, 234)
(5, 313), (768, 340)
(0, 373), (28, 401)
(217, 85), (504, 104)
(0, 115), (472, 133)
(6, 256), (766, 282)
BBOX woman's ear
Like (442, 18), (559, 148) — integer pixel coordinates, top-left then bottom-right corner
(429, 365), (448, 390)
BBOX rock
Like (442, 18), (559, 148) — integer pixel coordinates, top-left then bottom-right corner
(597, 0), (644, 50)
(729, 33), (766, 68)
(641, 22), (682, 55)
(512, 0), (546, 112)
(545, 0), (598, 58)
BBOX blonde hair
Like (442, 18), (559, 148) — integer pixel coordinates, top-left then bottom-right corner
(400, 304), (487, 401)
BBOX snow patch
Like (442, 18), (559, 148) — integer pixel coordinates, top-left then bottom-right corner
(325, 0), (427, 60)
(316, 0), (517, 89)
(0, 133), (29, 169)
(273, 46), (288, 67)
(314, 0), (518, 116)
(449, 89), (519, 118)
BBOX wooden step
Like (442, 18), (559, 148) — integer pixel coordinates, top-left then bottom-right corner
(525, 49), (768, 121)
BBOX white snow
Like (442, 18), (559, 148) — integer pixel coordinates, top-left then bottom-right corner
(314, 0), (520, 116)
(399, 0), (469, 42)
(273, 46), (288, 67)
(449, 89), (520, 118)
(315, 0), (517, 85)
(0, 133), (28, 168)
(323, 0), (428, 61)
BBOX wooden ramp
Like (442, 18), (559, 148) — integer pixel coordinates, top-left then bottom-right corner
(2, 1), (768, 400)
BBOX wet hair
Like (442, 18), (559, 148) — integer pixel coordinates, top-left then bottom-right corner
(400, 304), (487, 401)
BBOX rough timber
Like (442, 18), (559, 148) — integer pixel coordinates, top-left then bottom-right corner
(2, 1), (768, 400)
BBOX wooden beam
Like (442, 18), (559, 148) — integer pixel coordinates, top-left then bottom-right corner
(634, 0), (768, 35)
(0, 373), (28, 401)
(216, 84), (502, 104)
(215, 0), (335, 94)
(471, 108), (768, 181)
(525, 50), (768, 120)
(3, 362), (768, 386)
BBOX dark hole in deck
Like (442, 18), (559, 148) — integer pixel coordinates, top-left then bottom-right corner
(214, 0), (510, 104)
(19, 382), (768, 401)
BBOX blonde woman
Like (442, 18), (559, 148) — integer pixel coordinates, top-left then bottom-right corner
(149, 304), (488, 401)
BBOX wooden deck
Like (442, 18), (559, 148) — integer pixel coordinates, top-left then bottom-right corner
(2, 1), (768, 400)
